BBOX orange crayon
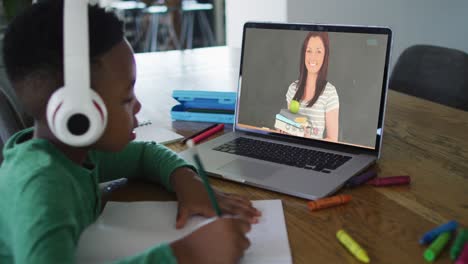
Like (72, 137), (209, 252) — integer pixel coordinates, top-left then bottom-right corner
(307, 194), (352, 211)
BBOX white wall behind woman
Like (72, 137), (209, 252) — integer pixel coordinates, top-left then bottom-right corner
(225, 0), (287, 48)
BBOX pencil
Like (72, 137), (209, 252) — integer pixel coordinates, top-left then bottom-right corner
(182, 124), (219, 144)
(187, 140), (222, 216)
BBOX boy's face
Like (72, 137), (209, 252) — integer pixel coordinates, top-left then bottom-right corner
(92, 39), (141, 151)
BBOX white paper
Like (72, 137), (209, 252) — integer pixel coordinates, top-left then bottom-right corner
(76, 200), (292, 264)
(134, 123), (183, 145)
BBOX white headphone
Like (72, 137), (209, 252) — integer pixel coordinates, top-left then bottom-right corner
(46, 0), (107, 147)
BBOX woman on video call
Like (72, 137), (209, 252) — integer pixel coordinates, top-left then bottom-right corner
(285, 32), (340, 141)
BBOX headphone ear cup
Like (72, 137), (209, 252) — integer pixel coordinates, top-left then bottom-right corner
(46, 88), (66, 137)
(89, 89), (108, 129)
(46, 87), (108, 147)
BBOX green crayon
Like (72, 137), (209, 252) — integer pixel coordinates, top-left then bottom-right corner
(450, 229), (468, 260)
(424, 232), (451, 262)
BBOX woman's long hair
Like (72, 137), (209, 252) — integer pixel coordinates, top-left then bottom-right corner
(293, 32), (330, 107)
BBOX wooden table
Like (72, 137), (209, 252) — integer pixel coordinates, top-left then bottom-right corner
(110, 46), (468, 263)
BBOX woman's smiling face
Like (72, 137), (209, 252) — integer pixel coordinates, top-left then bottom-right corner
(305, 36), (325, 74)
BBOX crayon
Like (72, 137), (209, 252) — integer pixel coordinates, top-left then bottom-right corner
(191, 124), (225, 144)
(103, 178), (128, 193)
(336, 229), (370, 263)
(182, 124), (219, 144)
(346, 170), (377, 188)
(455, 244), (468, 264)
(366, 176), (410, 186)
(419, 220), (458, 245)
(451, 229), (468, 260)
(424, 231), (451, 262)
(307, 194), (352, 211)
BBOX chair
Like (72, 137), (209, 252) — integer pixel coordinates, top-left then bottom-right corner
(144, 5), (182, 51)
(389, 45), (468, 111)
(179, 0), (215, 49)
(109, 1), (147, 52)
(0, 87), (27, 163)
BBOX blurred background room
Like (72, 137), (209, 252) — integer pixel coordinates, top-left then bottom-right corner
(98, 0), (225, 52)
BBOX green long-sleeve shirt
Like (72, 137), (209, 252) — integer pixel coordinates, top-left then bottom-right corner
(0, 128), (193, 263)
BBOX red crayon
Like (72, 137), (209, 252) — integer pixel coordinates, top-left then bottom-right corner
(367, 176), (411, 186)
(191, 124), (225, 144)
(182, 124), (218, 144)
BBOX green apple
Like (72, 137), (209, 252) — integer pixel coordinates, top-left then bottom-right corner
(290, 100), (300, 114)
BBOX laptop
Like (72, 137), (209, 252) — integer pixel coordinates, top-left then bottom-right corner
(180, 22), (393, 200)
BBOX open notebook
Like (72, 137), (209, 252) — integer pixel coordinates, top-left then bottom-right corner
(76, 200), (292, 264)
(134, 121), (184, 145)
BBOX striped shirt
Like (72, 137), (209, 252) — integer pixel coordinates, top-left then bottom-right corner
(285, 81), (339, 139)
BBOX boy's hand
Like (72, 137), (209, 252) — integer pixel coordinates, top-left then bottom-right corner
(170, 217), (251, 264)
(170, 168), (262, 229)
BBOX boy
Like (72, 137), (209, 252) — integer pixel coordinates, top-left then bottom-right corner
(0, 1), (260, 263)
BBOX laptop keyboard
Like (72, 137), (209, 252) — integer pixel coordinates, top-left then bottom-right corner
(213, 137), (352, 173)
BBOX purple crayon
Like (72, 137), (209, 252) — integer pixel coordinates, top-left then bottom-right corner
(346, 170), (377, 188)
(367, 176), (411, 187)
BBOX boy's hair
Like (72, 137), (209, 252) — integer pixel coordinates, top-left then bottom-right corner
(2, 0), (124, 119)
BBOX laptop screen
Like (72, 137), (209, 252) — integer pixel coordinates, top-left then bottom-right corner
(236, 23), (392, 151)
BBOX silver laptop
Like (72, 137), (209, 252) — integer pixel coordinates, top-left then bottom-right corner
(180, 22), (392, 200)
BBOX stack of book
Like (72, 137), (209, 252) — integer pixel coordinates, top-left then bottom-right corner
(274, 109), (308, 137)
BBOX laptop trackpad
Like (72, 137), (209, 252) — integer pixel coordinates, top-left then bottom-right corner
(217, 159), (278, 180)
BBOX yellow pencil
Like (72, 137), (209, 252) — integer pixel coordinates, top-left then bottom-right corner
(336, 229), (370, 263)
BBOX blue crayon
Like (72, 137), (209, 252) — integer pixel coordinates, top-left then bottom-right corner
(346, 170), (377, 188)
(419, 220), (458, 245)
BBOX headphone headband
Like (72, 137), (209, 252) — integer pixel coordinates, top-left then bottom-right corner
(46, 0), (108, 147)
(64, 0), (90, 97)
